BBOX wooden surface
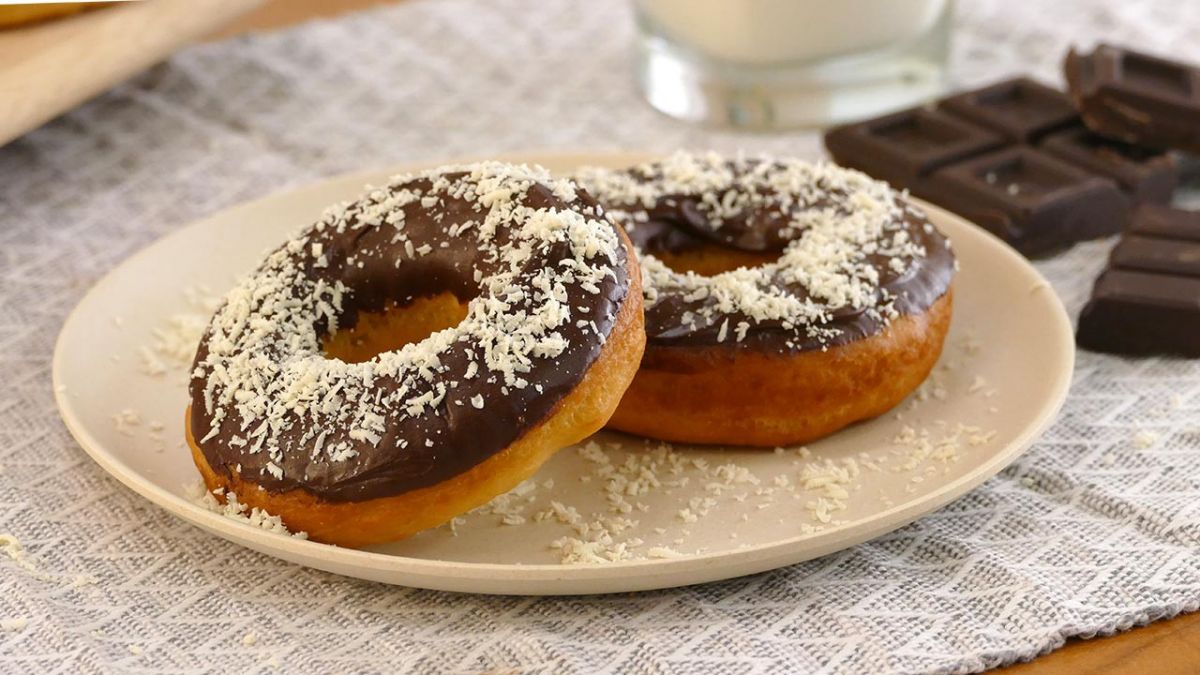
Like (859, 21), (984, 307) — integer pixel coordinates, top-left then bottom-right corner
(205, 0), (395, 39)
(1001, 612), (1200, 674)
(0, 0), (260, 146)
(209, 4), (1200, 671)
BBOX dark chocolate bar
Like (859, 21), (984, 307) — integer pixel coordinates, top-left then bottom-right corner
(1039, 127), (1177, 204)
(824, 76), (1179, 256)
(1077, 206), (1200, 356)
(1065, 44), (1200, 153)
(923, 147), (1128, 255)
(940, 77), (1079, 142)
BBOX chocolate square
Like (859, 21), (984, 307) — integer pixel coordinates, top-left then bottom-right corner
(1066, 44), (1200, 152)
(824, 107), (1005, 190)
(1118, 49), (1197, 99)
(1110, 235), (1200, 277)
(1039, 126), (1177, 204)
(940, 77), (1079, 143)
(1077, 269), (1200, 356)
(926, 147), (1128, 254)
(1128, 204), (1200, 242)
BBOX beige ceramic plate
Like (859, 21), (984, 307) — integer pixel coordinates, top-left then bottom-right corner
(53, 152), (1074, 595)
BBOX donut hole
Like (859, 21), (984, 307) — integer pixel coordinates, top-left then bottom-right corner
(649, 242), (779, 276)
(322, 292), (469, 363)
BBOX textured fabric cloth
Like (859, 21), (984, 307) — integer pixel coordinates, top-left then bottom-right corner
(3, 0), (1200, 672)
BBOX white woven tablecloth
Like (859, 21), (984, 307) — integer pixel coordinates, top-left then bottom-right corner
(3, 1), (1200, 672)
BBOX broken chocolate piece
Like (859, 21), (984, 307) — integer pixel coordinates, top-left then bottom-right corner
(1077, 205), (1200, 356)
(1076, 269), (1200, 357)
(1039, 126), (1177, 204)
(1128, 204), (1200, 241)
(940, 77), (1080, 142)
(1065, 44), (1200, 153)
(924, 147), (1128, 255)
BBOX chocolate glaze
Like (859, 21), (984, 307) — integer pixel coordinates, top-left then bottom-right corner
(584, 160), (956, 354)
(189, 169), (631, 502)
(630, 192), (801, 252)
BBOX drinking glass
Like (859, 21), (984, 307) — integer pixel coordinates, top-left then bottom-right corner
(634, 0), (955, 129)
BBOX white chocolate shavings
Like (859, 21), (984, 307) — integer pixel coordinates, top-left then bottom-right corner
(138, 285), (220, 378)
(112, 408), (141, 437)
(1, 534), (103, 590)
(472, 425), (986, 563)
(69, 574), (98, 589)
(435, 336), (997, 564)
(576, 152), (931, 348)
(646, 546), (684, 559)
(0, 533), (54, 582)
(471, 477), (539, 526)
(452, 435), (911, 564)
(187, 482), (308, 539)
(191, 162), (621, 485)
(1132, 430), (1159, 449)
(891, 423), (997, 473)
(139, 314), (208, 377)
(109, 404), (169, 453)
(967, 375), (988, 394)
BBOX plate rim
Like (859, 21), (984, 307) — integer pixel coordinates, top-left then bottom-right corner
(52, 151), (1076, 592)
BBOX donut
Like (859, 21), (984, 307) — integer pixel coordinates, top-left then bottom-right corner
(575, 152), (955, 447)
(186, 162), (645, 547)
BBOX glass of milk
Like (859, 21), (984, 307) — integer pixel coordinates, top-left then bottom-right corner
(634, 0), (954, 128)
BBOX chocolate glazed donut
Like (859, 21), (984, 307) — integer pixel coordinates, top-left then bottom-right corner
(576, 152), (956, 446)
(187, 162), (645, 546)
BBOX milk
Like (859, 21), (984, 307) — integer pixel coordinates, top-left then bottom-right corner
(636, 0), (950, 66)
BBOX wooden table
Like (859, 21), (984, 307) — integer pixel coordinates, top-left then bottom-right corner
(208, 2), (1195, 672)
